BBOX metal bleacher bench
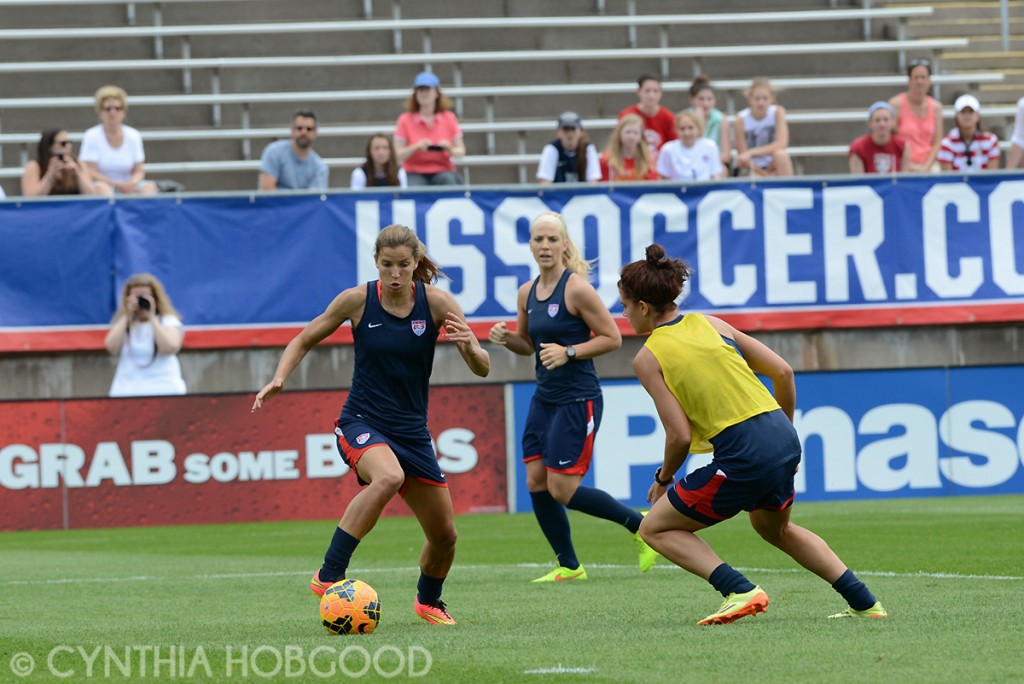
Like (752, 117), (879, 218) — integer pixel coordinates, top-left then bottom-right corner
(0, 7), (936, 59)
(0, 103), (1018, 185)
(0, 36), (969, 101)
(0, 72), (1004, 164)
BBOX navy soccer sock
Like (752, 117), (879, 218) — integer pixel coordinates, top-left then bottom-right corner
(566, 486), (645, 534)
(529, 490), (580, 570)
(320, 527), (360, 582)
(417, 573), (446, 606)
(708, 563), (757, 597)
(832, 568), (877, 611)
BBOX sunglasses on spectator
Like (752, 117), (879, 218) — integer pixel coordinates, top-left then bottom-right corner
(909, 58), (931, 69)
(104, 104), (124, 112)
(54, 140), (72, 147)
(293, 125), (316, 132)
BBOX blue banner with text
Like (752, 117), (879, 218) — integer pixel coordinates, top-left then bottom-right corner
(2, 176), (1023, 347)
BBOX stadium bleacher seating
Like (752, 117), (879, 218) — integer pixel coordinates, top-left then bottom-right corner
(0, 0), (1017, 193)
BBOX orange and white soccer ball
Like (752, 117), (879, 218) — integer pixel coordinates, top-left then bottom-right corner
(319, 579), (381, 635)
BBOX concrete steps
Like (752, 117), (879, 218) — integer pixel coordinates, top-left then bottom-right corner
(0, 0), (1019, 195)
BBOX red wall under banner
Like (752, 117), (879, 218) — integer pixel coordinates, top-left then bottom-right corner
(0, 387), (507, 531)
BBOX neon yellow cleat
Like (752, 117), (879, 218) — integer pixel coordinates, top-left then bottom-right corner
(828, 602), (888, 619)
(697, 586), (769, 626)
(634, 532), (659, 573)
(531, 565), (588, 583)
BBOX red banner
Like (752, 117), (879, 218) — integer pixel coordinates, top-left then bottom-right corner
(0, 387), (507, 531)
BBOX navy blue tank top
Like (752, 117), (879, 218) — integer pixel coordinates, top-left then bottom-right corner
(341, 281), (437, 436)
(527, 269), (601, 403)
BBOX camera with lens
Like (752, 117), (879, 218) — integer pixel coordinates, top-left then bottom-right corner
(137, 296), (151, 310)
(53, 152), (66, 161)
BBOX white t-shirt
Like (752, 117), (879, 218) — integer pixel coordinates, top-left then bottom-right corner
(350, 167), (408, 189)
(1011, 96), (1024, 149)
(738, 105), (778, 169)
(109, 315), (187, 397)
(79, 124), (146, 182)
(536, 142), (601, 182)
(656, 138), (723, 181)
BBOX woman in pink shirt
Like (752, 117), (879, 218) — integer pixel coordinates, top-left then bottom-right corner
(394, 71), (466, 186)
(888, 59), (943, 172)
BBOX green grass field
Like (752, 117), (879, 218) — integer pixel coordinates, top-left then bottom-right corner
(2, 495), (1022, 683)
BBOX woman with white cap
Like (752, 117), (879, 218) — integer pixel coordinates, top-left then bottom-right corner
(394, 71), (466, 186)
(848, 101), (910, 174)
(937, 94), (1001, 173)
(535, 111), (601, 184)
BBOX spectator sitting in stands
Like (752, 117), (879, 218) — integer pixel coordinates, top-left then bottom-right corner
(888, 59), (943, 172)
(80, 85), (158, 195)
(351, 134), (408, 190)
(937, 94), (1001, 173)
(395, 71), (465, 186)
(848, 102), (910, 175)
(619, 74), (677, 161)
(733, 79), (793, 177)
(535, 111), (601, 184)
(600, 114), (659, 182)
(1007, 96), (1024, 169)
(259, 109), (329, 191)
(657, 111), (725, 182)
(688, 75), (731, 168)
(21, 127), (105, 197)
(104, 272), (186, 397)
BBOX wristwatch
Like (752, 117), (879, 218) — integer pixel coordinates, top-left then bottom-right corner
(654, 467), (673, 486)
(565, 345), (577, 361)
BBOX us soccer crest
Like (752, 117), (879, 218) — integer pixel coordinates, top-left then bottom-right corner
(547, 303), (559, 317)
(355, 433), (370, 445)
(411, 320), (427, 336)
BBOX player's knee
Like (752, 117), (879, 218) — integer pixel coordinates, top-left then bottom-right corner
(432, 525), (458, 552)
(638, 514), (665, 547)
(370, 470), (405, 496)
(525, 472), (547, 493)
(547, 481), (575, 505)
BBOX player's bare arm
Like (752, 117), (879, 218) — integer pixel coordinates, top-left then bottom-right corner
(705, 315), (796, 420)
(488, 281), (534, 356)
(252, 286), (366, 411)
(634, 347), (691, 502)
(430, 287), (490, 377)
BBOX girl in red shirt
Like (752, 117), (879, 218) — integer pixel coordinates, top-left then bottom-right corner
(600, 114), (658, 182)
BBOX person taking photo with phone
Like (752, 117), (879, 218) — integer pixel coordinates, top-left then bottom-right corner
(21, 128), (104, 197)
(104, 273), (187, 397)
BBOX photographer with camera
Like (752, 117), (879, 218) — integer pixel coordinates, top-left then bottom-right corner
(20, 128), (106, 197)
(104, 273), (186, 397)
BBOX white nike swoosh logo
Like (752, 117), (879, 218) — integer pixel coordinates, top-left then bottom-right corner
(368, 323), (382, 328)
(558, 459), (571, 465)
(527, 309), (533, 314)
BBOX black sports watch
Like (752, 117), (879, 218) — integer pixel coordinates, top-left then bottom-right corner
(654, 467), (673, 486)
(565, 345), (577, 361)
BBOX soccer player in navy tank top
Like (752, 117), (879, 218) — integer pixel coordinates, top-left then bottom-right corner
(253, 225), (489, 625)
(619, 244), (886, 625)
(489, 211), (658, 582)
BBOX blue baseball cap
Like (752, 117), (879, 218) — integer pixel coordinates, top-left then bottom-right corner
(413, 71), (440, 89)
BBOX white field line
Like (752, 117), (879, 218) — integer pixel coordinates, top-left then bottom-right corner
(2, 563), (1020, 586)
(524, 665), (596, 675)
